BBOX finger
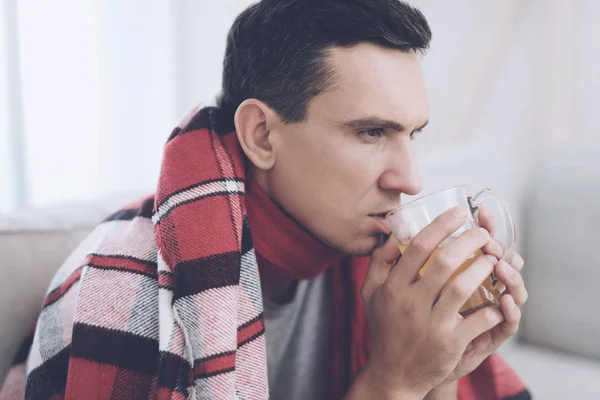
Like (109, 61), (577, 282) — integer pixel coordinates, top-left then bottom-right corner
(479, 206), (503, 257)
(466, 296), (521, 357)
(482, 238), (504, 259)
(488, 295), (522, 348)
(372, 233), (401, 266)
(388, 206), (470, 287)
(458, 304), (504, 343)
(499, 294), (521, 327)
(433, 253), (496, 317)
(495, 260), (528, 307)
(477, 206), (496, 237)
(362, 235), (400, 301)
(511, 252), (524, 272)
(420, 227), (491, 297)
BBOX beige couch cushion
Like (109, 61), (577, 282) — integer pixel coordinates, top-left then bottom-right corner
(0, 204), (112, 383)
(521, 148), (600, 360)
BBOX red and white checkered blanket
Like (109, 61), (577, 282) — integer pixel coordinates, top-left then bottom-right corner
(1, 100), (529, 400)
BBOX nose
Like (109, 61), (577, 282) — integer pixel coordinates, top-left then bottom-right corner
(378, 142), (422, 196)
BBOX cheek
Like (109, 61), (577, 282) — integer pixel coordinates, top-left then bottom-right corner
(333, 148), (386, 206)
(307, 156), (382, 226)
(270, 137), (331, 208)
(274, 128), (383, 224)
(276, 143), (345, 209)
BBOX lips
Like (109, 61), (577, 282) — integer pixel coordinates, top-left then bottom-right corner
(371, 210), (396, 220)
(370, 214), (392, 235)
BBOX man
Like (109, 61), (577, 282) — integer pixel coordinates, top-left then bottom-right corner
(1, 0), (530, 399)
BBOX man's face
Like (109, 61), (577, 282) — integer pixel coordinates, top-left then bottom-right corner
(268, 43), (429, 256)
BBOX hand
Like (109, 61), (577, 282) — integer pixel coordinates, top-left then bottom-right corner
(439, 207), (528, 384)
(424, 381), (458, 400)
(353, 207), (505, 399)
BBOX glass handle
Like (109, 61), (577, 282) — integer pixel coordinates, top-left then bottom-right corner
(468, 189), (517, 263)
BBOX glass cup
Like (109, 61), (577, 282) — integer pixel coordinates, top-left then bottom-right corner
(385, 186), (516, 316)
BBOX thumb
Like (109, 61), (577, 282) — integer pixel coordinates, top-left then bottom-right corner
(477, 206), (497, 237)
(362, 235), (400, 301)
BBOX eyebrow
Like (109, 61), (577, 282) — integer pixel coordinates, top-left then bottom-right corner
(338, 117), (429, 132)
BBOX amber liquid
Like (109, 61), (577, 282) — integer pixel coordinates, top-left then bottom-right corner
(398, 242), (504, 316)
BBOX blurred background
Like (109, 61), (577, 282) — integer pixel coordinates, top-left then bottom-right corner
(1, 0), (599, 398)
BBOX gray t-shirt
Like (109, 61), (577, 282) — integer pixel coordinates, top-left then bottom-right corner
(263, 273), (331, 400)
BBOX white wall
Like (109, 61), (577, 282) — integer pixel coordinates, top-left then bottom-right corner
(16, 0), (101, 207)
(575, 0), (600, 148)
(173, 0), (256, 117)
(0, 0), (26, 210)
(91, 0), (176, 198)
(3, 0), (179, 210)
(411, 0), (542, 239)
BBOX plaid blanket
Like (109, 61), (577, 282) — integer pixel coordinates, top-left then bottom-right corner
(1, 99), (529, 400)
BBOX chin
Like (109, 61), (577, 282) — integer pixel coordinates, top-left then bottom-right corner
(335, 234), (386, 257)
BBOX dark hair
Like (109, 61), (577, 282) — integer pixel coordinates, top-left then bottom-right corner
(221, 0), (431, 124)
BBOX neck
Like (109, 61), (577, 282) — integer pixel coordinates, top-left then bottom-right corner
(244, 167), (342, 303)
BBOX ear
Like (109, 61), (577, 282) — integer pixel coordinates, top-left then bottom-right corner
(234, 99), (278, 170)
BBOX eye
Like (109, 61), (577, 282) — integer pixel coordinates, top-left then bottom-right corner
(358, 128), (385, 140)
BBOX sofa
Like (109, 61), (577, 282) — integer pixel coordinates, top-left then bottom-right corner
(1, 149), (599, 398)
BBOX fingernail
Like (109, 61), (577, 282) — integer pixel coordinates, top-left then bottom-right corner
(492, 240), (501, 251)
(452, 206), (468, 218)
(504, 262), (514, 277)
(486, 255), (498, 264)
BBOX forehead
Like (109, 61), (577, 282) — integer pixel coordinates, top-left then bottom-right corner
(312, 43), (429, 124)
